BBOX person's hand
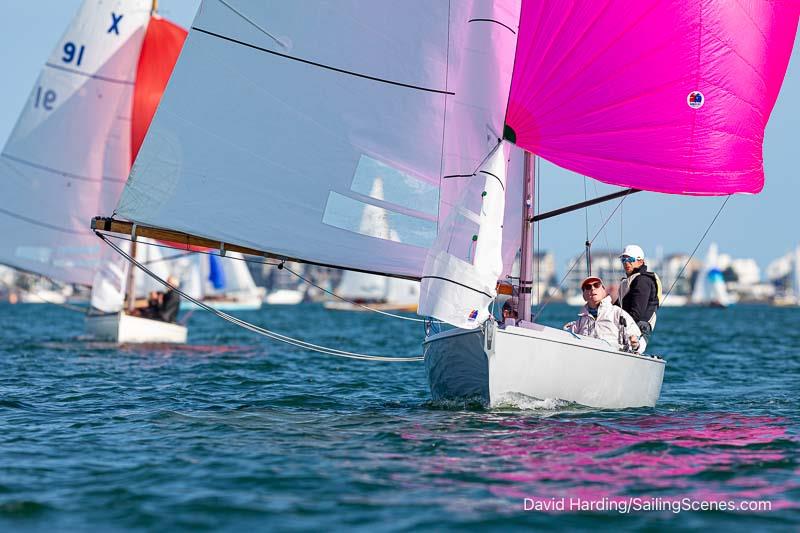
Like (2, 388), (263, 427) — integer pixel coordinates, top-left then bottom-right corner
(629, 335), (639, 350)
(563, 321), (575, 331)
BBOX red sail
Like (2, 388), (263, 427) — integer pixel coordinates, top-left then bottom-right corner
(131, 16), (187, 166)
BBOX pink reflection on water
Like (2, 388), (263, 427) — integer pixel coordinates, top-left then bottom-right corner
(403, 412), (799, 511)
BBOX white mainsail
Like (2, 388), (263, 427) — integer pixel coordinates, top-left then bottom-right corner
(115, 1), (521, 279)
(0, 0), (151, 285)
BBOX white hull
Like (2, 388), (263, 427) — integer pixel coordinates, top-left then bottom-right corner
(85, 312), (187, 344)
(323, 300), (417, 312)
(660, 294), (688, 307)
(424, 321), (665, 409)
(565, 293), (585, 307)
(264, 289), (304, 305)
(181, 293), (263, 311)
(19, 289), (68, 304)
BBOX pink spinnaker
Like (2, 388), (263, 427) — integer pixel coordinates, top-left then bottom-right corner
(506, 0), (800, 195)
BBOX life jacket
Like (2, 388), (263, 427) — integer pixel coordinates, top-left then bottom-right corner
(618, 268), (662, 330)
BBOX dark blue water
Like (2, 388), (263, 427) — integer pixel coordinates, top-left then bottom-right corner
(1, 302), (798, 531)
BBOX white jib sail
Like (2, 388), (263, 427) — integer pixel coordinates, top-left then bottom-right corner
(0, 0), (151, 285)
(418, 142), (510, 329)
(114, 1), (520, 279)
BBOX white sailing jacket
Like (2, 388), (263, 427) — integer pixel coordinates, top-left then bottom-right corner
(566, 296), (645, 353)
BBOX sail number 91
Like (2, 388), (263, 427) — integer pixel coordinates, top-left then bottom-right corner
(62, 42), (85, 66)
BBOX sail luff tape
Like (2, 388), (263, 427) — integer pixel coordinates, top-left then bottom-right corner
(131, 223), (138, 242)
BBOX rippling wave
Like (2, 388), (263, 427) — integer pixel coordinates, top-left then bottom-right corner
(0, 302), (798, 530)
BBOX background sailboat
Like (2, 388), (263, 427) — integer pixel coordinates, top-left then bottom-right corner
(263, 261), (306, 305)
(0, 0), (188, 342)
(324, 177), (420, 312)
(691, 243), (735, 307)
(179, 252), (265, 311)
(92, 1), (798, 406)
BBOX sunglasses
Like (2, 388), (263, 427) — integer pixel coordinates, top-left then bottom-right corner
(620, 256), (637, 264)
(582, 281), (602, 290)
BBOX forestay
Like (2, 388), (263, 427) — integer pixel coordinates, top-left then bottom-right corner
(0, 0), (151, 285)
(115, 0), (520, 279)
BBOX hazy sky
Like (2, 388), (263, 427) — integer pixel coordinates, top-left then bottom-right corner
(1, 2), (797, 275)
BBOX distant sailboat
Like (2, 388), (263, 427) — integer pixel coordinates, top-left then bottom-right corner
(180, 252), (265, 311)
(691, 243), (734, 308)
(92, 2), (798, 407)
(0, 0), (188, 342)
(324, 177), (420, 312)
(264, 261), (306, 305)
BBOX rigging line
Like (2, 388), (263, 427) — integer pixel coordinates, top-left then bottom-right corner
(281, 265), (438, 324)
(98, 233), (423, 362)
(535, 156), (542, 306)
(592, 181), (615, 277)
(660, 195), (731, 307)
(533, 189), (634, 321)
(583, 176), (589, 244)
(102, 233), (435, 323)
(215, 0), (288, 49)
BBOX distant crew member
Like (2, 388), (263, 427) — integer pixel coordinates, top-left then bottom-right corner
(564, 276), (644, 352)
(616, 244), (661, 338)
(158, 275), (182, 323)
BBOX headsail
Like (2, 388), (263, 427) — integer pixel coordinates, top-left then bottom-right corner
(0, 0), (151, 285)
(114, 1), (520, 279)
(418, 143), (511, 329)
(506, 1), (800, 195)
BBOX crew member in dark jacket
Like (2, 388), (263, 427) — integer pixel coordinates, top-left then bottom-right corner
(158, 276), (182, 323)
(616, 245), (661, 338)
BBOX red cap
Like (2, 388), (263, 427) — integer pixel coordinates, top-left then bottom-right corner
(580, 276), (603, 289)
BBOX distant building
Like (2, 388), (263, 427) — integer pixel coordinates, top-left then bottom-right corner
(564, 249), (626, 302)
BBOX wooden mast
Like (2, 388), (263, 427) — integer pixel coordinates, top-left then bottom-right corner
(122, 0), (158, 313)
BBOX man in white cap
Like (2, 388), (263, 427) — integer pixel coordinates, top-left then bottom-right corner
(617, 244), (661, 337)
(565, 276), (644, 352)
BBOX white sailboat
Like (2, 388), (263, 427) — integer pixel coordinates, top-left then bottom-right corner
(263, 261), (306, 305)
(690, 243), (734, 308)
(91, 2), (797, 407)
(324, 177), (420, 312)
(0, 0), (188, 342)
(180, 252), (265, 311)
(85, 238), (187, 342)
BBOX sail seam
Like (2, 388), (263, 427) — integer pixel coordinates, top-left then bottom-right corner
(467, 18), (516, 34)
(44, 63), (135, 85)
(0, 206), (87, 235)
(192, 27), (455, 95)
(2, 153), (126, 184)
(420, 276), (493, 299)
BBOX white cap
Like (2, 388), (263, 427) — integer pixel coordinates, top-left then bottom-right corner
(620, 244), (645, 260)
